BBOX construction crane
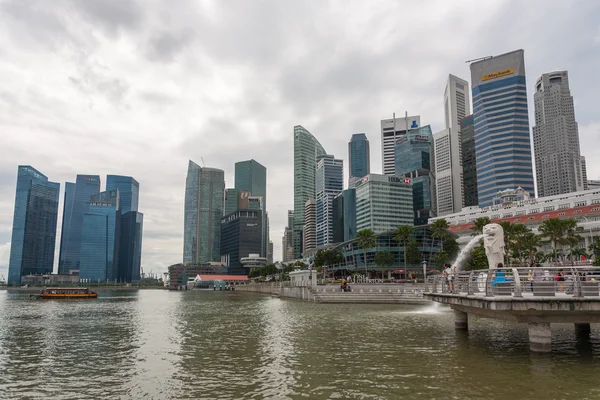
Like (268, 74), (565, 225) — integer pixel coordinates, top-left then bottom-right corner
(201, 157), (206, 167)
(465, 56), (492, 64)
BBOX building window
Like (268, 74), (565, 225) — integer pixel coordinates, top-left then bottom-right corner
(575, 202), (586, 207)
(558, 204), (569, 210)
(543, 206), (555, 212)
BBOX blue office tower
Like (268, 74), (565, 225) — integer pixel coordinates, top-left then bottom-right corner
(470, 49), (534, 207)
(348, 133), (370, 187)
(8, 166), (60, 285)
(80, 190), (120, 282)
(315, 155), (343, 247)
(119, 211), (143, 282)
(106, 175), (139, 214)
(58, 175), (101, 275)
(332, 188), (357, 243)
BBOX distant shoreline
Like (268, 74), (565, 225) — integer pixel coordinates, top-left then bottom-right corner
(0, 286), (165, 291)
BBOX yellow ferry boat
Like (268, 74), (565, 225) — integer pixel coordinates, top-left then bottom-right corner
(33, 287), (98, 299)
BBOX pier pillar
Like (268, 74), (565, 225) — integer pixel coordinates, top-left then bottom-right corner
(528, 323), (552, 353)
(575, 323), (591, 336)
(454, 310), (468, 330)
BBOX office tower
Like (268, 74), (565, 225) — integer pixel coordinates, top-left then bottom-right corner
(282, 227), (294, 261)
(220, 209), (263, 275)
(235, 159), (268, 256)
(119, 210), (143, 282)
(460, 115), (478, 207)
(287, 210), (294, 230)
(106, 175), (139, 213)
(395, 125), (437, 225)
(348, 133), (370, 187)
(80, 190), (121, 282)
(315, 155), (343, 247)
(435, 75), (470, 215)
(58, 174), (100, 275)
(183, 161), (225, 264)
(533, 71), (586, 197)
(268, 241), (273, 264)
(332, 188), (357, 243)
(355, 174), (414, 233)
(302, 199), (316, 255)
(470, 49), (534, 206)
(224, 188), (240, 215)
(381, 115), (421, 175)
(581, 157), (588, 190)
(8, 166), (59, 285)
(293, 125), (326, 258)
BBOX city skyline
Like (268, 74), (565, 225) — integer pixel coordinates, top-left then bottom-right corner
(1, 1), (600, 277)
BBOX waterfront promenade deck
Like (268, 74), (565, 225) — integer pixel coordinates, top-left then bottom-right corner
(425, 266), (600, 352)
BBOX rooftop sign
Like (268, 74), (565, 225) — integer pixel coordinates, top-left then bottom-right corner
(482, 68), (514, 81)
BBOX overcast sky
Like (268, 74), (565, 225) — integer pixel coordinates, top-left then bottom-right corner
(1, 0), (599, 279)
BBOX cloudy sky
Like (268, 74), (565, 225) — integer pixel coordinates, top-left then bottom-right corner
(1, 0), (599, 279)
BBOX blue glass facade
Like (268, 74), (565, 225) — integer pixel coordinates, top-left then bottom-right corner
(235, 159), (267, 256)
(58, 175), (100, 274)
(316, 155), (343, 247)
(119, 211), (143, 282)
(8, 166), (59, 285)
(332, 188), (357, 244)
(470, 50), (534, 207)
(395, 126), (436, 225)
(348, 133), (370, 183)
(106, 175), (139, 214)
(80, 190), (120, 282)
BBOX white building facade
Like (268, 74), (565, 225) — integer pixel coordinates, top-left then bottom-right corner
(380, 115), (420, 176)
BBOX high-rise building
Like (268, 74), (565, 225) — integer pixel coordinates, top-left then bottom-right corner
(470, 49), (534, 206)
(581, 157), (589, 190)
(395, 125), (437, 225)
(8, 166), (60, 285)
(268, 241), (273, 264)
(302, 199), (316, 255)
(287, 210), (294, 231)
(220, 209), (263, 275)
(381, 115), (420, 175)
(224, 188), (240, 215)
(282, 227), (294, 262)
(332, 188), (357, 243)
(435, 75), (470, 215)
(119, 210), (143, 282)
(106, 175), (139, 213)
(235, 159), (268, 256)
(58, 174), (101, 275)
(315, 155), (343, 247)
(348, 133), (370, 187)
(293, 125), (326, 258)
(460, 115), (478, 207)
(533, 71), (586, 197)
(80, 189), (121, 282)
(183, 161), (225, 264)
(355, 174), (414, 233)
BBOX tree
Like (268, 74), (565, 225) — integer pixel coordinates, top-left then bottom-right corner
(464, 245), (489, 271)
(589, 237), (600, 265)
(569, 247), (588, 262)
(394, 225), (414, 280)
(406, 239), (423, 264)
(434, 251), (450, 270)
(517, 231), (540, 265)
(471, 217), (491, 236)
(356, 229), (377, 276)
(499, 222), (530, 265)
(538, 218), (581, 262)
(430, 219), (450, 248)
(314, 249), (344, 268)
(374, 251), (395, 280)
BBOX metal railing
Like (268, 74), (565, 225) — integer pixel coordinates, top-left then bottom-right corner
(425, 266), (600, 298)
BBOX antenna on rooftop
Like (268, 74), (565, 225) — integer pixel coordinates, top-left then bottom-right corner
(201, 157), (206, 167)
(465, 56), (492, 63)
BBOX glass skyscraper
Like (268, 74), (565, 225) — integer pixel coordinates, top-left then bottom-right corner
(348, 133), (370, 187)
(234, 159), (268, 256)
(106, 175), (139, 213)
(8, 166), (60, 285)
(293, 125), (326, 258)
(183, 161), (225, 264)
(332, 188), (357, 243)
(58, 174), (100, 275)
(80, 189), (120, 282)
(315, 155), (343, 247)
(470, 49), (534, 207)
(460, 115), (478, 207)
(395, 125), (437, 225)
(119, 211), (143, 282)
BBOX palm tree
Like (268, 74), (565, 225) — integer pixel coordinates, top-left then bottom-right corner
(518, 231), (540, 265)
(499, 222), (529, 265)
(356, 229), (377, 277)
(394, 225), (414, 280)
(538, 218), (581, 262)
(374, 251), (395, 280)
(430, 218), (450, 251)
(471, 217), (491, 236)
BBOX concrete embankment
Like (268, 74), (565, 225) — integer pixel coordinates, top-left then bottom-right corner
(235, 283), (431, 304)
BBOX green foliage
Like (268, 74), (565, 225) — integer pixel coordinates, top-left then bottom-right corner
(464, 244), (488, 271)
(394, 225), (414, 268)
(471, 217), (491, 236)
(248, 263), (279, 278)
(538, 218), (581, 261)
(589, 236), (600, 262)
(314, 249), (344, 267)
(374, 251), (395, 267)
(356, 229), (377, 274)
(406, 240), (422, 264)
(442, 237), (459, 260)
(433, 251), (450, 270)
(430, 219), (450, 240)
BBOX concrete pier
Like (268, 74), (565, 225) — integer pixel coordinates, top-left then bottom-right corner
(528, 323), (552, 352)
(454, 309), (468, 330)
(575, 322), (591, 335)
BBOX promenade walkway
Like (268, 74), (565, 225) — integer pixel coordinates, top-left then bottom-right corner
(424, 266), (600, 352)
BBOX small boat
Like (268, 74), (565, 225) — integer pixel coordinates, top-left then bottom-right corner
(32, 287), (98, 299)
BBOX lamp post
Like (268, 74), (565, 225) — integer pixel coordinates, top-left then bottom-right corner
(422, 260), (427, 282)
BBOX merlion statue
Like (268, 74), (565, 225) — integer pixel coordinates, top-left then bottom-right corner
(483, 223), (505, 269)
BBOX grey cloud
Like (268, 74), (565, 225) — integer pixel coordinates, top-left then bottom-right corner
(71, 0), (143, 36)
(145, 29), (195, 62)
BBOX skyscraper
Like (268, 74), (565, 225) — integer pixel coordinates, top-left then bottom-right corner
(8, 166), (60, 285)
(80, 189), (121, 282)
(348, 133), (370, 187)
(315, 155), (343, 247)
(460, 115), (478, 207)
(303, 199), (316, 255)
(183, 161), (225, 264)
(293, 125), (326, 258)
(282, 210), (294, 262)
(533, 71), (586, 197)
(435, 75), (470, 215)
(119, 210), (143, 282)
(332, 188), (357, 243)
(220, 209), (263, 275)
(395, 125), (437, 225)
(223, 188), (240, 215)
(106, 175), (139, 213)
(58, 174), (100, 275)
(235, 159), (268, 256)
(470, 49), (534, 206)
(381, 115), (420, 175)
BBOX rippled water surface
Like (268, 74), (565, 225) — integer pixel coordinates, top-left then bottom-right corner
(1, 289), (600, 399)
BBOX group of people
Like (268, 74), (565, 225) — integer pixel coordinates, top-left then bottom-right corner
(340, 280), (352, 292)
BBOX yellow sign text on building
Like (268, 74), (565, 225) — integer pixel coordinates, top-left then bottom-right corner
(481, 68), (514, 81)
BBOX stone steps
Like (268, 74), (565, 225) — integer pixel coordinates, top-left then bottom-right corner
(312, 293), (430, 304)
